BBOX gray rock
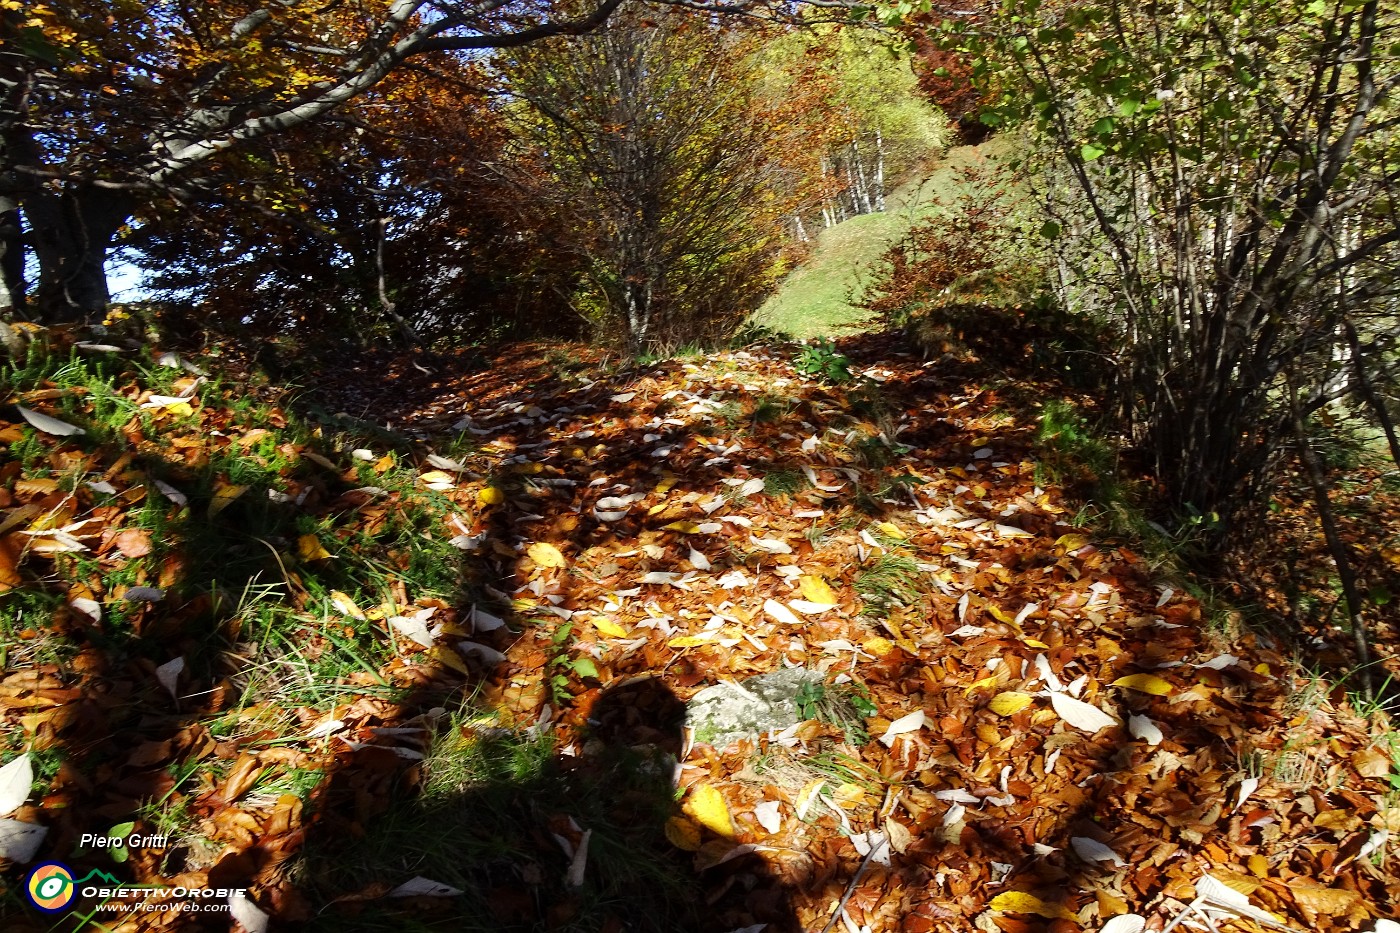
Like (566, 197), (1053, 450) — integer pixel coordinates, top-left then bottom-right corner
(685, 668), (825, 749)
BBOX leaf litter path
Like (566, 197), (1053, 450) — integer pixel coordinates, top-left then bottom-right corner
(1, 332), (1396, 932)
(313, 335), (1398, 932)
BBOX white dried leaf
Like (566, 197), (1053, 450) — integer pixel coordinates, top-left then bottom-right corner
(1198, 654), (1240, 671)
(154, 480), (188, 506)
(688, 548), (711, 571)
(879, 709), (926, 747)
(1050, 693), (1118, 733)
(1101, 915), (1146, 933)
(763, 599), (801, 627)
(426, 454), (469, 472)
(749, 536), (792, 554)
(640, 571), (680, 586)
(229, 892), (270, 932)
(388, 876), (464, 898)
(1071, 836), (1124, 866)
(934, 789), (979, 804)
(789, 600), (834, 615)
(16, 406), (84, 436)
(1234, 777), (1259, 813)
(1194, 873), (1284, 925)
(471, 606), (505, 632)
(155, 657), (184, 700)
(1128, 714), (1163, 746)
(1358, 830), (1390, 862)
(942, 802), (966, 827)
(457, 641), (506, 665)
(716, 570), (749, 589)
(70, 597), (102, 622)
(305, 719), (346, 739)
(737, 478), (765, 497)
(949, 625), (986, 638)
(1034, 654), (1064, 692)
(0, 754), (33, 816)
(0, 818), (46, 861)
(85, 480), (117, 495)
(142, 394), (191, 409)
(850, 830), (891, 867)
(390, 616), (436, 648)
(753, 800), (782, 834)
(567, 829), (592, 888)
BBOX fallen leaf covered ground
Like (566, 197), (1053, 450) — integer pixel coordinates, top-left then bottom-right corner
(1, 328), (1398, 932)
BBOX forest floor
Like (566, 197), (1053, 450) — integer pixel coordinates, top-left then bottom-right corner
(1, 325), (1398, 932)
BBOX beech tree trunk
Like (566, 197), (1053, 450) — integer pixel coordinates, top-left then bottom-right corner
(24, 186), (133, 324)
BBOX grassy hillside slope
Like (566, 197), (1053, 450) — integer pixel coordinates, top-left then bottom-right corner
(753, 143), (1006, 338)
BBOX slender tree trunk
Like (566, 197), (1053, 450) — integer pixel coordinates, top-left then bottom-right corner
(1289, 378), (1373, 697)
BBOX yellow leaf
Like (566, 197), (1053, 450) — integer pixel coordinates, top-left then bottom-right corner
(964, 675), (1000, 695)
(799, 575), (838, 605)
(208, 484), (248, 518)
(832, 782), (867, 808)
(663, 520), (701, 533)
(875, 521), (906, 540)
(477, 486), (505, 506)
(1111, 673), (1174, 695)
(297, 534), (331, 562)
(684, 784), (735, 838)
(1247, 855), (1271, 878)
(418, 470), (455, 486)
(656, 475), (677, 494)
(668, 635), (713, 648)
(987, 604), (1015, 624)
(1023, 638), (1050, 649)
(527, 542), (567, 568)
(329, 591), (364, 619)
(1254, 663), (1271, 676)
(1055, 533), (1091, 551)
(989, 692), (1034, 716)
(862, 637), (895, 657)
(665, 815), (703, 851)
(427, 646), (472, 676)
(989, 892), (1076, 920)
(591, 616), (629, 638)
